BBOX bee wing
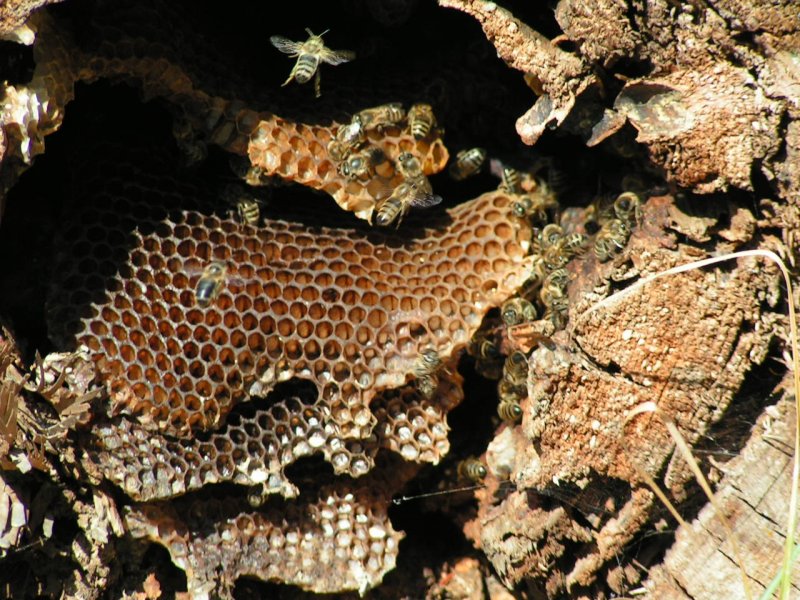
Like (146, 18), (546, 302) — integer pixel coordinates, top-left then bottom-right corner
(319, 48), (356, 65)
(406, 185), (443, 209)
(270, 36), (302, 54)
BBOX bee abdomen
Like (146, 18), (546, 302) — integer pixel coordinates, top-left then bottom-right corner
(458, 458), (487, 483)
(497, 399), (523, 423)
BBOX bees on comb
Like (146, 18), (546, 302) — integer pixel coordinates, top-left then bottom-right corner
(270, 28), (355, 98)
(407, 103), (436, 140)
(323, 102), (447, 228)
(374, 152), (442, 228)
(412, 347), (444, 399)
(194, 261), (228, 308)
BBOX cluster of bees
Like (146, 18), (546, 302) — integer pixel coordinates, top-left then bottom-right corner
(236, 27), (642, 487)
(457, 172), (642, 483)
(327, 102), (487, 227)
(327, 102), (442, 227)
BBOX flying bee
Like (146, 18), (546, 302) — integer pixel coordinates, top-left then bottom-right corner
(499, 166), (522, 194)
(338, 147), (384, 181)
(594, 218), (631, 262)
(449, 147), (487, 181)
(613, 191), (642, 225)
(195, 261), (227, 308)
(374, 153), (442, 227)
(497, 398), (523, 423)
(328, 114), (366, 161)
(458, 457), (487, 483)
(407, 103), (436, 139)
(236, 198), (261, 226)
(270, 29), (355, 98)
(220, 184), (266, 228)
(503, 320), (555, 354)
(356, 103), (405, 131)
(501, 297), (537, 327)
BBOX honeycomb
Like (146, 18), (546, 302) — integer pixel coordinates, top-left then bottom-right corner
(47, 160), (532, 441)
(125, 480), (405, 596)
(0, 13), (79, 195)
(93, 372), (463, 502)
(247, 116), (449, 221)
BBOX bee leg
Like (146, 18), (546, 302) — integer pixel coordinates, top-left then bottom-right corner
(314, 70), (322, 98)
(281, 66), (297, 87)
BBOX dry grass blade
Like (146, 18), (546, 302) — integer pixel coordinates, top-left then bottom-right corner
(582, 249), (799, 599)
(626, 401), (752, 600)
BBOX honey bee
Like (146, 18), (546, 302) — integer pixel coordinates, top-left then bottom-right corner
(412, 347), (442, 399)
(407, 103), (436, 140)
(557, 233), (588, 257)
(415, 374), (438, 399)
(270, 29), (355, 98)
(468, 332), (501, 360)
(468, 332), (504, 379)
(413, 347), (442, 376)
(501, 297), (537, 327)
(539, 284), (563, 311)
(613, 191), (641, 225)
(374, 153), (442, 227)
(544, 307), (568, 330)
(449, 147), (487, 181)
(540, 268), (569, 308)
(498, 377), (525, 400)
(236, 199), (261, 226)
(195, 261), (227, 308)
(338, 147), (383, 181)
(539, 223), (564, 249)
(328, 114), (366, 161)
(503, 320), (556, 354)
(542, 244), (569, 272)
(356, 103), (406, 131)
(543, 268), (569, 292)
(503, 351), (529, 386)
(512, 189), (557, 224)
(497, 398), (523, 423)
(594, 218), (631, 262)
(499, 167), (522, 194)
(221, 184), (266, 228)
(458, 457), (487, 483)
